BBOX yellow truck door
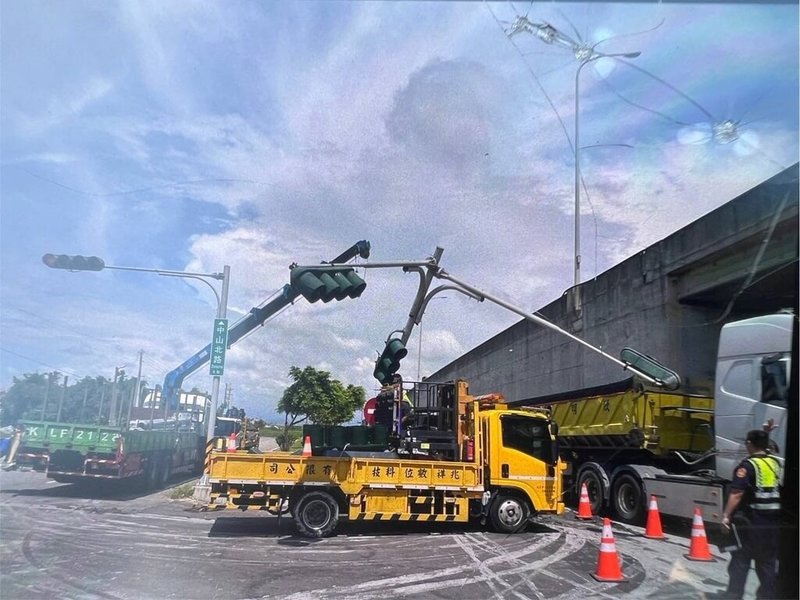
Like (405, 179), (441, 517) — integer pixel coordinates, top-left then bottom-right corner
(487, 412), (563, 513)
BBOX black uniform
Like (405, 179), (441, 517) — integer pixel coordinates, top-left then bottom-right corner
(725, 454), (782, 599)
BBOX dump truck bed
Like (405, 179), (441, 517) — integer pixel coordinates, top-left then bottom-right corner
(518, 380), (714, 456)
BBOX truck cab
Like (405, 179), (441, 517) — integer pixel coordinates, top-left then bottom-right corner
(476, 400), (564, 530)
(714, 312), (792, 479)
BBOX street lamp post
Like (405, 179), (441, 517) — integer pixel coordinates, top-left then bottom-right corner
(572, 51), (640, 299)
(507, 18), (639, 305)
(42, 254), (229, 441)
(126, 350), (144, 428)
(207, 265), (230, 444)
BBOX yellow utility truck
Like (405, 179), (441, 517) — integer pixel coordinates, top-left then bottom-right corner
(207, 379), (565, 538)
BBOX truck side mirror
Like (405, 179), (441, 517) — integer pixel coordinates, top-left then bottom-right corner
(549, 422), (560, 469)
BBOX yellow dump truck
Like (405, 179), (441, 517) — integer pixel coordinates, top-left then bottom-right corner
(512, 377), (717, 523)
(208, 379), (565, 537)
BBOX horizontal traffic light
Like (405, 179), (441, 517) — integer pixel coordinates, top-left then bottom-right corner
(373, 337), (408, 384)
(42, 254), (105, 271)
(290, 267), (366, 303)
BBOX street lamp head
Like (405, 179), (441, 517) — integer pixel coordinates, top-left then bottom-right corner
(506, 16), (533, 37)
(534, 23), (559, 44)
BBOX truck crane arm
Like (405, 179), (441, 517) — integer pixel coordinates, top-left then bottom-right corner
(161, 240), (371, 408)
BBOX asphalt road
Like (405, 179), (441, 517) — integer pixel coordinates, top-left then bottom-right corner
(0, 470), (756, 600)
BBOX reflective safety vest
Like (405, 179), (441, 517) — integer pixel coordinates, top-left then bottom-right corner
(746, 456), (782, 513)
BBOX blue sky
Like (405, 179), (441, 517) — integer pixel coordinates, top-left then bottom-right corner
(1, 1), (798, 423)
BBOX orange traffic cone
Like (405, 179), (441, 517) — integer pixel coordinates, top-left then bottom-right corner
(644, 495), (666, 539)
(302, 435), (312, 457)
(576, 482), (594, 520)
(684, 507), (715, 562)
(592, 517), (625, 582)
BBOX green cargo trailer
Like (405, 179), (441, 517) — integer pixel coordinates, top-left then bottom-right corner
(8, 420), (205, 486)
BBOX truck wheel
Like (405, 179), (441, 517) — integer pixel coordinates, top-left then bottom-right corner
(159, 456), (172, 486)
(612, 473), (645, 524)
(294, 491), (339, 538)
(489, 493), (530, 534)
(146, 457), (160, 490)
(577, 469), (604, 516)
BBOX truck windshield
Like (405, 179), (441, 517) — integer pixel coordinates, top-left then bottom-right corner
(500, 415), (553, 464)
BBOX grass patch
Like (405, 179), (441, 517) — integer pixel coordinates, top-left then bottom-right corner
(166, 483), (196, 499)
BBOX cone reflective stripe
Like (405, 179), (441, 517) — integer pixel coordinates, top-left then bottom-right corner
(684, 507), (715, 562)
(302, 435), (312, 457)
(576, 482), (594, 520)
(591, 517), (625, 582)
(644, 495), (666, 539)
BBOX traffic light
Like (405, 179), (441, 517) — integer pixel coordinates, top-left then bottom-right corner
(290, 267), (366, 303)
(373, 337), (408, 384)
(42, 254), (105, 271)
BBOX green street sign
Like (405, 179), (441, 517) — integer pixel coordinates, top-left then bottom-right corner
(210, 318), (229, 376)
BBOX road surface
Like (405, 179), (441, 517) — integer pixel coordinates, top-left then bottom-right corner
(0, 469), (755, 599)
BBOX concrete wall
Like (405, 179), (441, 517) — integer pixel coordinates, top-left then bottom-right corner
(428, 164), (799, 401)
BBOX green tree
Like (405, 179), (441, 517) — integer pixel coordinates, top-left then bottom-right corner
(276, 366), (365, 451)
(0, 372), (51, 425)
(0, 371), (147, 427)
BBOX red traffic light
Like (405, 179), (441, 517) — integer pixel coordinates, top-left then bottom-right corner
(42, 254), (105, 271)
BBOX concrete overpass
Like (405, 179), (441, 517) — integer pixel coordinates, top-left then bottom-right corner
(429, 163), (799, 399)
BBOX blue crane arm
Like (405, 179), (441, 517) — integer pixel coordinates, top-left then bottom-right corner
(161, 240), (371, 409)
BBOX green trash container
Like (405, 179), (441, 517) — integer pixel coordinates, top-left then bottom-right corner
(302, 424), (324, 452)
(329, 426), (347, 449)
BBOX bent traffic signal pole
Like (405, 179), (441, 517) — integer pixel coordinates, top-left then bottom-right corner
(295, 245), (680, 389)
(42, 254), (105, 271)
(432, 266), (681, 390)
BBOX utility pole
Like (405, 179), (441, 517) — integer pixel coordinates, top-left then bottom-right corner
(55, 375), (69, 422)
(40, 372), (54, 420)
(127, 350), (144, 426)
(80, 386), (89, 422)
(109, 366), (125, 426)
(207, 264), (230, 443)
(97, 383), (106, 421)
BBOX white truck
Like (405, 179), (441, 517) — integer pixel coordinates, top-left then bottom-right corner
(522, 312), (793, 524)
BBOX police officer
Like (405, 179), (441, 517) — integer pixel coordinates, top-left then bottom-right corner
(718, 429), (783, 599)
